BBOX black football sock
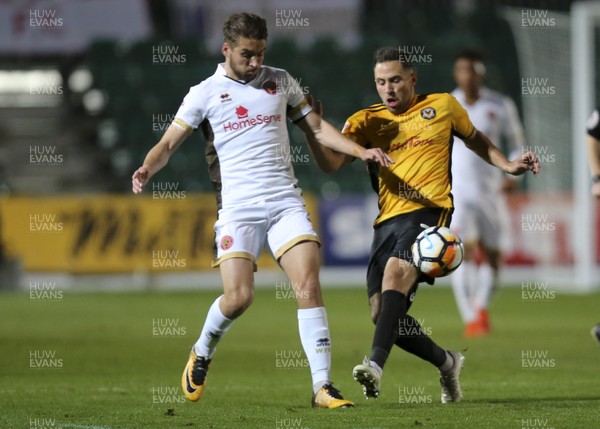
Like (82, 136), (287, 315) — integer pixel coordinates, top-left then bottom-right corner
(394, 314), (447, 367)
(370, 290), (406, 369)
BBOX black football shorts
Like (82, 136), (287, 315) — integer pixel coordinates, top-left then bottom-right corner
(366, 207), (453, 305)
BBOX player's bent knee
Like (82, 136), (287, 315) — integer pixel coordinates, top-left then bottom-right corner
(382, 260), (417, 294)
(222, 289), (254, 319)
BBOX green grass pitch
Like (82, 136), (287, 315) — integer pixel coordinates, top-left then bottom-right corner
(2, 285), (599, 428)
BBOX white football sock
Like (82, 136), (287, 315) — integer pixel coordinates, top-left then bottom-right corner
(451, 261), (477, 323)
(298, 307), (331, 394)
(475, 263), (497, 310)
(193, 295), (233, 359)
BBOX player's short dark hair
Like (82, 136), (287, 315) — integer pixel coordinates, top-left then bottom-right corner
(373, 47), (415, 72)
(454, 49), (485, 64)
(223, 12), (268, 46)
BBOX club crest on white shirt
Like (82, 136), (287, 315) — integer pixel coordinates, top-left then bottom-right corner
(220, 235), (234, 250)
(262, 80), (277, 95)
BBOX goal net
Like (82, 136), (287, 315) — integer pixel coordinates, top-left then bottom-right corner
(502, 4), (600, 291)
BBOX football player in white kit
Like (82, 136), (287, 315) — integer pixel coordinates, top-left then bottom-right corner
(587, 108), (600, 199)
(131, 13), (392, 408)
(450, 50), (526, 337)
(586, 107), (600, 344)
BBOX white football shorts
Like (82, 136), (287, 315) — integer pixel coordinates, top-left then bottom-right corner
(211, 196), (319, 269)
(451, 197), (510, 251)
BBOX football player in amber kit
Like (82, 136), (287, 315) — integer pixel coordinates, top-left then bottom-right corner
(306, 47), (539, 403)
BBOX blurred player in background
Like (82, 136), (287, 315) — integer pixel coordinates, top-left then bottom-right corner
(132, 12), (392, 409)
(450, 50), (526, 337)
(587, 108), (600, 199)
(305, 47), (539, 403)
(585, 107), (600, 344)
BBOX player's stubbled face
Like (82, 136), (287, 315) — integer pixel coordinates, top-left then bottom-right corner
(374, 61), (416, 115)
(223, 37), (266, 82)
(453, 58), (484, 94)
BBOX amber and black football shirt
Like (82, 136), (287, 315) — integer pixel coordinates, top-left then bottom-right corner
(342, 93), (475, 225)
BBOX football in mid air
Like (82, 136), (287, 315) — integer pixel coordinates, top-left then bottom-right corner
(411, 225), (464, 278)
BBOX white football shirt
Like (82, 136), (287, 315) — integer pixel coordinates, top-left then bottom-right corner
(587, 108), (600, 140)
(173, 64), (311, 209)
(451, 87), (525, 203)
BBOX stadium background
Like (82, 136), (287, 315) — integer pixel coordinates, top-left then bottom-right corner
(1, 0), (598, 291)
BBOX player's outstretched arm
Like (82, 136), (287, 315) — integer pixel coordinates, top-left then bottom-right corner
(297, 109), (393, 169)
(464, 129), (540, 176)
(300, 95), (352, 172)
(501, 96), (527, 191)
(131, 124), (191, 193)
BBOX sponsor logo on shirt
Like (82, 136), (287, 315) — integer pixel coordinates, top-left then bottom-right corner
(236, 105), (249, 119)
(223, 106), (283, 132)
(220, 93), (232, 103)
(388, 135), (434, 152)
